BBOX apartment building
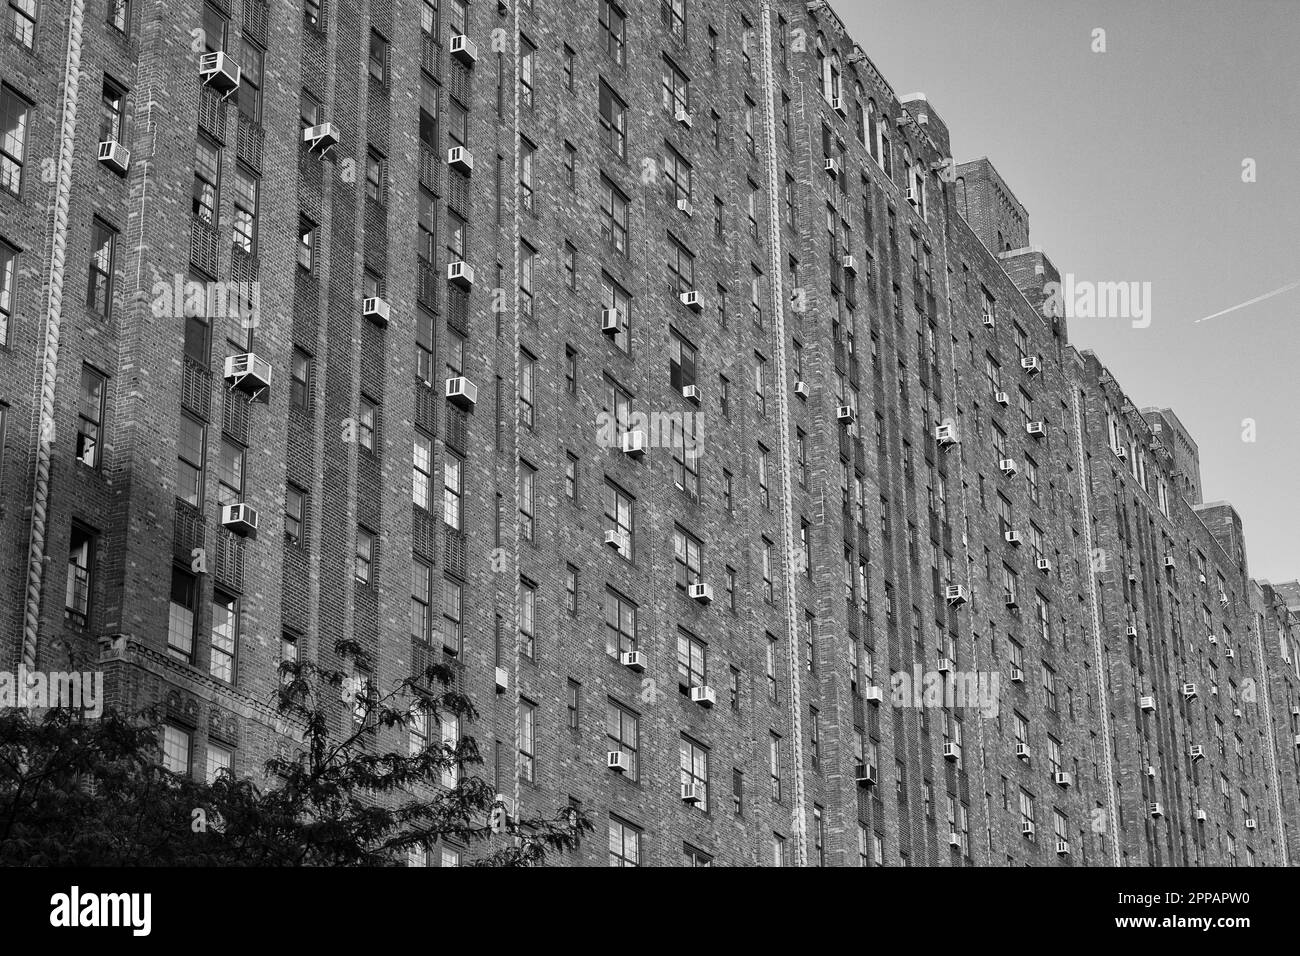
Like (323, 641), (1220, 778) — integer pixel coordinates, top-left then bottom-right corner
(0, 0), (1295, 866)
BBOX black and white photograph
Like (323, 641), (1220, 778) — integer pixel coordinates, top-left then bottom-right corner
(0, 0), (1296, 934)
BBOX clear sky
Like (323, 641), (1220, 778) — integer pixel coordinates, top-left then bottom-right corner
(834, 0), (1300, 582)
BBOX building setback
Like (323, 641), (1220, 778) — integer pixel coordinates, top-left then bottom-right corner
(0, 0), (1296, 866)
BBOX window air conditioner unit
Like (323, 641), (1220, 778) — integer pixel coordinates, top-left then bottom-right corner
(681, 384), (701, 404)
(837, 405), (856, 424)
(362, 296), (390, 327)
(1182, 683), (1198, 699)
(621, 430), (646, 458)
(942, 743), (960, 762)
(1233, 707), (1242, 717)
(1149, 802), (1163, 819)
(823, 157), (841, 177)
(841, 254), (857, 274)
(1139, 696), (1155, 712)
(674, 106), (693, 128)
(1036, 558), (1051, 572)
(793, 381), (810, 399)
(1164, 555), (1176, 569)
(856, 763), (877, 787)
(1015, 743), (1031, 762)
(1054, 771), (1072, 788)
(676, 197), (694, 217)
(688, 583), (713, 605)
(198, 51), (241, 96)
(690, 685), (717, 708)
(1004, 530), (1022, 546)
(999, 458), (1018, 476)
(97, 139), (131, 174)
(1196, 809), (1207, 822)
(1026, 421), (1046, 437)
(1056, 840), (1070, 856)
(934, 424), (958, 447)
(221, 503), (259, 539)
(864, 686), (883, 705)
(302, 122), (337, 155)
(449, 33), (479, 65)
(495, 666), (509, 692)
(935, 657), (953, 674)
(994, 390), (1010, 406)
(447, 260), (475, 288)
(1189, 745), (1205, 761)
(1145, 765), (1156, 777)
(1010, 666), (1024, 683)
(445, 376), (478, 410)
(1021, 355), (1042, 375)
(1225, 648), (1234, 660)
(1126, 625), (1138, 638)
(1020, 821), (1035, 837)
(447, 145), (475, 174)
(603, 529), (627, 551)
(1005, 595), (1019, 609)
(982, 313), (995, 329)
(223, 353), (272, 398)
(1115, 446), (1128, 461)
(681, 783), (702, 804)
(607, 751), (631, 773)
(679, 290), (703, 312)
(620, 651), (645, 673)
(948, 832), (963, 849)
(601, 308), (621, 335)
(943, 584), (968, 606)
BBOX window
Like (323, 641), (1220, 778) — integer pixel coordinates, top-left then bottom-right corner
(599, 0), (626, 65)
(519, 350), (535, 428)
(762, 538), (774, 602)
(99, 78), (129, 148)
(87, 218), (116, 317)
(289, 348), (311, 410)
(673, 525), (702, 590)
(176, 414), (205, 507)
(410, 559), (434, 642)
(609, 816), (640, 866)
(676, 630), (708, 696)
(680, 737), (708, 811)
(65, 525), (94, 625)
(443, 452), (463, 530)
(601, 274), (631, 350)
(215, 438), (244, 505)
(729, 666), (741, 710)
(520, 578), (536, 657)
(210, 590), (238, 681)
(757, 445), (770, 508)
(0, 238), (14, 345)
(598, 81), (626, 159)
(518, 699), (536, 782)
(297, 216), (316, 272)
(238, 40), (263, 123)
(668, 234), (695, 295)
(75, 366), (106, 468)
(232, 169), (258, 254)
(166, 565), (197, 659)
(563, 141), (576, 190)
(671, 410), (699, 498)
(563, 44), (575, 90)
(661, 0), (685, 40)
(564, 679), (580, 730)
(607, 700), (639, 778)
(603, 480), (633, 558)
(604, 588), (638, 657)
(1019, 789), (1036, 840)
(565, 345), (577, 394)
(365, 148), (386, 203)
(519, 36), (535, 110)
(413, 433), (433, 509)
(355, 527), (374, 585)
(441, 578), (463, 653)
(205, 743), (233, 784)
(766, 634), (778, 701)
(769, 733), (783, 801)
(162, 725), (191, 775)
(661, 56), (689, 116)
(368, 30), (389, 84)
(663, 144), (692, 204)
(0, 85), (30, 195)
(562, 241), (576, 291)
(600, 176), (629, 254)
(357, 396), (377, 451)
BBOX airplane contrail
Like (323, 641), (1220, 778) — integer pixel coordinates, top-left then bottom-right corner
(1193, 279), (1300, 323)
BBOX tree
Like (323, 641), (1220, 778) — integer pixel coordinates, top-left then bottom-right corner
(0, 640), (589, 866)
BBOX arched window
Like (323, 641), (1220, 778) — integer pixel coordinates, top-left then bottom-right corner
(867, 100), (878, 161)
(828, 52), (842, 104)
